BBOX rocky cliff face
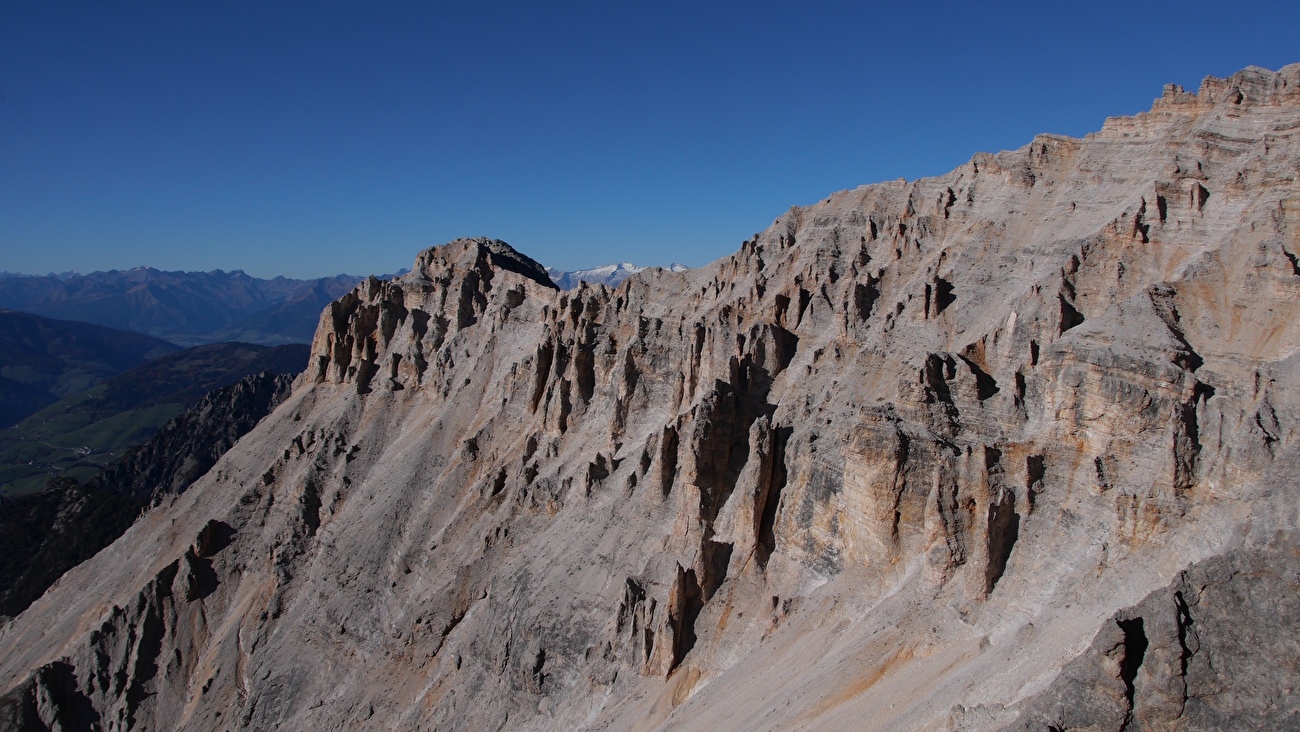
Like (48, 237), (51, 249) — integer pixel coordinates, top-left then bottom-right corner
(2, 64), (1299, 731)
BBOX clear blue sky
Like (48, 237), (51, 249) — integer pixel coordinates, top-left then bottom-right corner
(2, 1), (1297, 278)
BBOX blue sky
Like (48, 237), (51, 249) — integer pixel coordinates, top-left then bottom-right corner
(2, 1), (1298, 278)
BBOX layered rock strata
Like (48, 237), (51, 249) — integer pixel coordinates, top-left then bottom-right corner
(2, 64), (1300, 731)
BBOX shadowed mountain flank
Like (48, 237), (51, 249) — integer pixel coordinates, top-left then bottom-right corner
(0, 311), (179, 429)
(3, 66), (1300, 730)
(0, 342), (308, 496)
(0, 370), (298, 621)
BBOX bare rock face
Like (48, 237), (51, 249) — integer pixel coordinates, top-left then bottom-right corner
(1004, 535), (1300, 731)
(3, 64), (1300, 730)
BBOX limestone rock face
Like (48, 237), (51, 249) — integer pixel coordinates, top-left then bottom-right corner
(3, 64), (1300, 730)
(1004, 536), (1300, 731)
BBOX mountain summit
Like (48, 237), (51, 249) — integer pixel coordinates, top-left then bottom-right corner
(3, 65), (1300, 730)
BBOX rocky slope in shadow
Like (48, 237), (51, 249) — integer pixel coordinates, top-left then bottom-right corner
(0, 370), (296, 622)
(1, 64), (1299, 731)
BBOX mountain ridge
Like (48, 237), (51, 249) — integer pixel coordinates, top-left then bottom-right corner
(2, 63), (1299, 730)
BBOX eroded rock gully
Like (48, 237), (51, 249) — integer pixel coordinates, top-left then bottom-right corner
(4, 64), (1300, 731)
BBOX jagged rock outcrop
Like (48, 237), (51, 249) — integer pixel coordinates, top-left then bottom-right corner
(88, 371), (298, 503)
(2, 64), (1300, 730)
(1001, 535), (1300, 730)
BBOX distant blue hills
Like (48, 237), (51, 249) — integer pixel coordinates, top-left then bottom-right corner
(0, 267), (372, 347)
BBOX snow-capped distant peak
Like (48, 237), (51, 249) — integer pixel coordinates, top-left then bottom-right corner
(545, 261), (688, 290)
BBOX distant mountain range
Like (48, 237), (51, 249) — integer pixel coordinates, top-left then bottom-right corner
(0, 271), (81, 281)
(0, 267), (368, 346)
(0, 264), (682, 341)
(546, 262), (688, 290)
